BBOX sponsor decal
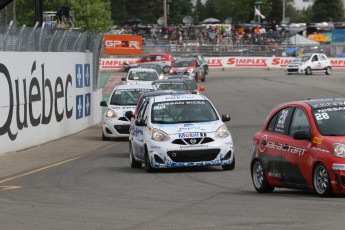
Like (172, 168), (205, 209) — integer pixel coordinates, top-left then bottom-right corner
(333, 164), (345, 170)
(259, 135), (268, 152)
(180, 144), (209, 149)
(312, 147), (329, 153)
(311, 101), (345, 109)
(266, 141), (306, 156)
(103, 35), (142, 55)
(268, 172), (282, 178)
(227, 58), (267, 66)
(99, 59), (138, 69)
(313, 137), (323, 144)
(207, 59), (223, 67)
(271, 58), (292, 67)
(178, 132), (201, 138)
(151, 146), (161, 149)
(330, 59), (345, 68)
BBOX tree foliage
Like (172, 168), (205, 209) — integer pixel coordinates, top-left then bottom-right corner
(311, 0), (345, 22)
(15, 0), (112, 32)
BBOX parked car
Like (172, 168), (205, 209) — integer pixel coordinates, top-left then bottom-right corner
(152, 79), (189, 91)
(126, 94), (234, 172)
(180, 53), (209, 75)
(165, 75), (205, 94)
(122, 53), (174, 73)
(100, 84), (155, 140)
(285, 53), (332, 75)
(121, 68), (159, 85)
(169, 58), (206, 82)
(251, 98), (345, 196)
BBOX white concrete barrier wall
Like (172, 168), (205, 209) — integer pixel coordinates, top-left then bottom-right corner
(100, 57), (345, 70)
(0, 52), (102, 155)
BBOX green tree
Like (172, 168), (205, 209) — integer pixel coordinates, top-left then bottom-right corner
(168, 0), (194, 24)
(311, 0), (345, 22)
(193, 0), (206, 23)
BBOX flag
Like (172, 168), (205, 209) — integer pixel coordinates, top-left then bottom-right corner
(255, 7), (265, 19)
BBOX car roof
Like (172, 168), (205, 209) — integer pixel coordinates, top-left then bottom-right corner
(141, 90), (189, 97)
(302, 98), (345, 109)
(115, 84), (155, 90)
(152, 93), (207, 103)
(129, 68), (158, 72)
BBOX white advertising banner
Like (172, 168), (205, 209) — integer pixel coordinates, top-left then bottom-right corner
(0, 52), (102, 155)
(99, 57), (345, 70)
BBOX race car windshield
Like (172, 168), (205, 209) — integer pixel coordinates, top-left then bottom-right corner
(154, 82), (188, 91)
(295, 55), (311, 62)
(110, 89), (151, 105)
(183, 79), (197, 90)
(172, 60), (194, 67)
(151, 100), (218, 124)
(313, 107), (345, 136)
(128, 71), (159, 81)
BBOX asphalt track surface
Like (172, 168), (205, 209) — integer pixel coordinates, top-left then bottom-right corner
(1, 69), (345, 230)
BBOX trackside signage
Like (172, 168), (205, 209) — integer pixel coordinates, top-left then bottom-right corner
(103, 35), (142, 55)
(100, 57), (345, 70)
(0, 52), (102, 155)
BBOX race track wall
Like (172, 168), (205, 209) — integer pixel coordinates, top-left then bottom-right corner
(0, 52), (102, 155)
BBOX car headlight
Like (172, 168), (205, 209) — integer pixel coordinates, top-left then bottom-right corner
(216, 125), (230, 138)
(188, 68), (194, 73)
(152, 128), (170, 141)
(106, 109), (117, 118)
(332, 143), (345, 158)
(159, 74), (164, 79)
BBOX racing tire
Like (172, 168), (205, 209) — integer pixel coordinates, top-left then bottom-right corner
(222, 155), (235, 170)
(163, 66), (170, 74)
(313, 163), (333, 197)
(102, 132), (110, 141)
(129, 142), (142, 168)
(305, 67), (312, 75)
(325, 67), (332, 75)
(251, 159), (275, 193)
(145, 148), (155, 173)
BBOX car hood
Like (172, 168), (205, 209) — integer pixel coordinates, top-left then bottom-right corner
(323, 136), (345, 144)
(153, 120), (225, 134)
(288, 60), (305, 65)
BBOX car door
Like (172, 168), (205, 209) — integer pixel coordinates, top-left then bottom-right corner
(280, 107), (311, 187)
(311, 54), (322, 70)
(132, 100), (149, 161)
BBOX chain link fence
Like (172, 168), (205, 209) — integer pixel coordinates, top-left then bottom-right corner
(0, 22), (103, 90)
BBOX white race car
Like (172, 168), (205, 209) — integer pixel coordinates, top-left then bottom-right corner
(121, 68), (160, 85)
(100, 84), (155, 140)
(285, 53), (332, 75)
(126, 94), (235, 172)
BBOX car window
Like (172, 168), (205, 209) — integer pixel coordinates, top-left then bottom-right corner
(320, 54), (327, 61)
(312, 55), (318, 62)
(273, 107), (293, 135)
(313, 106), (345, 136)
(289, 108), (310, 136)
(267, 113), (279, 132)
(183, 79), (197, 90)
(110, 88), (150, 105)
(156, 55), (166, 61)
(173, 60), (194, 67)
(129, 71), (158, 81)
(137, 100), (149, 119)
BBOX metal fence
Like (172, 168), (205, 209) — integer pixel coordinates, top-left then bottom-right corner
(0, 22), (103, 90)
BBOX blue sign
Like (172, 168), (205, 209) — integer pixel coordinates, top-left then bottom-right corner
(84, 64), (91, 87)
(85, 93), (91, 117)
(76, 95), (84, 119)
(76, 64), (83, 88)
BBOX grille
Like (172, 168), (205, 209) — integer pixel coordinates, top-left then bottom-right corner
(287, 69), (298, 72)
(118, 117), (129, 121)
(172, 137), (214, 145)
(114, 125), (130, 134)
(167, 149), (220, 162)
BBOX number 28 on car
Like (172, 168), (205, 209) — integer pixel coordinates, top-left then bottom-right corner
(251, 98), (345, 196)
(126, 94), (235, 172)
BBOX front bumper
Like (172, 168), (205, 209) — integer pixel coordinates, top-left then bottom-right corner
(102, 118), (130, 138)
(331, 162), (345, 194)
(147, 137), (234, 168)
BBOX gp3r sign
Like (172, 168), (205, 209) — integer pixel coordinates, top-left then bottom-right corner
(103, 35), (142, 55)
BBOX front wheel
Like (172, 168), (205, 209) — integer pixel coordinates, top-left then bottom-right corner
(305, 67), (312, 75)
(325, 67), (332, 75)
(163, 66), (170, 74)
(145, 148), (155, 173)
(222, 155), (235, 170)
(251, 159), (275, 193)
(313, 163), (333, 197)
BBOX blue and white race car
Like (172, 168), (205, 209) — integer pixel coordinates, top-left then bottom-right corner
(100, 84), (155, 140)
(126, 94), (235, 172)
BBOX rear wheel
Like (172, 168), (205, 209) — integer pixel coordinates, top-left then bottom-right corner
(129, 142), (142, 168)
(222, 155), (235, 170)
(325, 67), (332, 75)
(251, 159), (275, 193)
(313, 163), (333, 197)
(305, 67), (312, 75)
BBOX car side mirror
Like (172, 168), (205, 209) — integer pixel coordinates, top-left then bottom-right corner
(135, 118), (146, 126)
(293, 130), (310, 140)
(221, 114), (231, 122)
(100, 101), (107, 107)
(125, 111), (134, 120)
(121, 77), (126, 81)
(199, 86), (205, 91)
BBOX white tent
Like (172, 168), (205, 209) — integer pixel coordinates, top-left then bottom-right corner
(289, 34), (320, 45)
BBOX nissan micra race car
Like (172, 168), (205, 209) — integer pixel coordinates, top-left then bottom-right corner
(251, 98), (345, 196)
(285, 53), (332, 75)
(100, 84), (155, 140)
(127, 94), (234, 172)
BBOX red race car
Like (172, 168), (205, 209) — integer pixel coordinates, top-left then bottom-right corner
(251, 98), (345, 196)
(123, 53), (173, 74)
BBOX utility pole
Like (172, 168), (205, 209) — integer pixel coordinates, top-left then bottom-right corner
(282, 0), (286, 23)
(163, 0), (167, 27)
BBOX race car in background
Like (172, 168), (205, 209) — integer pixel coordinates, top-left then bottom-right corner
(122, 53), (174, 74)
(285, 53), (332, 75)
(169, 58), (206, 82)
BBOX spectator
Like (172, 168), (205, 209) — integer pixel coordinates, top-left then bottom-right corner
(280, 25), (289, 38)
